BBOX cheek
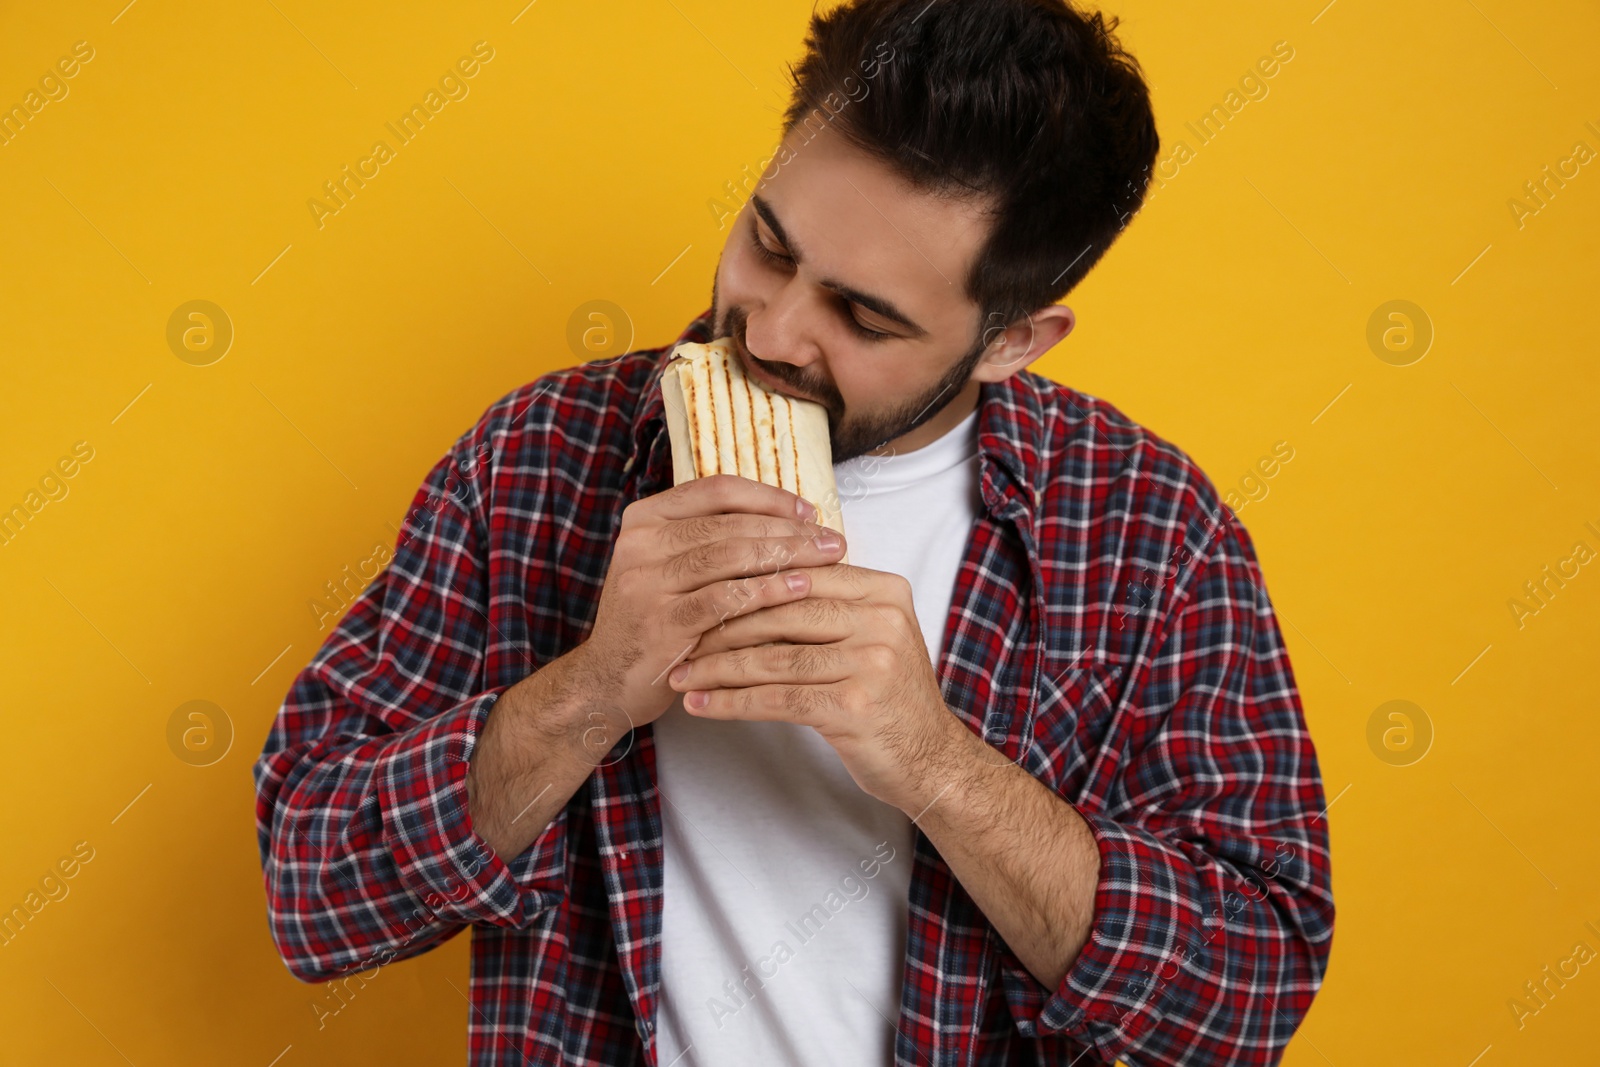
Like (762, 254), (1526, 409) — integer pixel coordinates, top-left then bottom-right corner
(827, 360), (913, 426)
(720, 209), (774, 287)
(717, 234), (777, 306)
(719, 245), (761, 293)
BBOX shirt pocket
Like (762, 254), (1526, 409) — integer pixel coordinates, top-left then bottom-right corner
(1020, 658), (1123, 797)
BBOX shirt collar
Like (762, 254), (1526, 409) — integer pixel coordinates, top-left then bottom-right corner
(628, 307), (1046, 525)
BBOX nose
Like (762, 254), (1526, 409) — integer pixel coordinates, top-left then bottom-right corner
(744, 283), (825, 372)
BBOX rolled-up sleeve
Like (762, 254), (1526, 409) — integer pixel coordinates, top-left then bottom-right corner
(997, 515), (1335, 1065)
(253, 415), (569, 984)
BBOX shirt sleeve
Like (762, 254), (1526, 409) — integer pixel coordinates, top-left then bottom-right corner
(995, 513), (1336, 1065)
(252, 415), (571, 984)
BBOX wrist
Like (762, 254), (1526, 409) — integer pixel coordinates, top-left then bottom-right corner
(538, 642), (636, 768)
(901, 707), (986, 822)
(501, 648), (592, 756)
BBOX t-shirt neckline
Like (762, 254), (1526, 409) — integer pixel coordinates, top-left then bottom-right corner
(833, 406), (980, 494)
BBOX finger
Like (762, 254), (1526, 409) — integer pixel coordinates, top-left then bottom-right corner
(670, 641), (851, 694)
(798, 566), (923, 645)
(646, 473), (819, 524)
(679, 681), (848, 723)
(662, 566), (813, 639)
(691, 596), (862, 657)
(659, 512), (831, 553)
(661, 531), (846, 593)
(786, 563), (894, 603)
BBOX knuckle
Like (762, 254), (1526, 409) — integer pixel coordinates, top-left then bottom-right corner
(788, 644), (830, 680)
(610, 529), (641, 565)
(866, 644), (898, 673)
(666, 592), (708, 630)
(702, 473), (741, 505)
(750, 539), (785, 574)
(609, 565), (643, 602)
(668, 515), (723, 548)
(672, 542), (720, 579)
(799, 596), (840, 626)
(720, 575), (762, 617)
(750, 517), (784, 540)
(659, 549), (688, 583)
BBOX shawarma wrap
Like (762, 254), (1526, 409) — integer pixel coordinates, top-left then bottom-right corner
(661, 337), (847, 562)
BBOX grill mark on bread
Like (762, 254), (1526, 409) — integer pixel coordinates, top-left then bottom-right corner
(705, 354), (719, 476)
(680, 365), (704, 478)
(761, 387), (775, 483)
(717, 348), (732, 475)
(689, 356), (716, 479)
(673, 340), (814, 495)
(686, 357), (700, 475)
(786, 397), (801, 496)
(741, 366), (756, 479)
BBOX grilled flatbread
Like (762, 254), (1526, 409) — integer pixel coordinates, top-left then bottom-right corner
(661, 337), (847, 562)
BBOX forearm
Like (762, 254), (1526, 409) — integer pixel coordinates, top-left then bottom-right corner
(909, 713), (1102, 990)
(257, 686), (567, 982)
(913, 717), (1334, 1060)
(465, 644), (609, 859)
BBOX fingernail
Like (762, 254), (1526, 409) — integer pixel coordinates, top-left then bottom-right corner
(814, 532), (841, 551)
(784, 572), (808, 592)
(669, 664), (689, 685)
(796, 497), (817, 520)
(686, 691), (709, 709)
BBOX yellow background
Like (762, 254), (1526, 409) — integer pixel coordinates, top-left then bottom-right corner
(2, 0), (1596, 1063)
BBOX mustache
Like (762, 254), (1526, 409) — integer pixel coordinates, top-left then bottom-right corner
(730, 323), (835, 404)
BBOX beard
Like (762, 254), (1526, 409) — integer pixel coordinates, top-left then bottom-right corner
(710, 283), (986, 464)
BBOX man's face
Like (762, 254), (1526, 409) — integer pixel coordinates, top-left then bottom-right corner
(709, 123), (999, 463)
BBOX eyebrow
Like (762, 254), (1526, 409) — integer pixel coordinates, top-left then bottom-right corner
(750, 193), (929, 339)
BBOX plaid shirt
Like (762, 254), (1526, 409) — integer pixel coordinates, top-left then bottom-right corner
(255, 307), (1334, 1066)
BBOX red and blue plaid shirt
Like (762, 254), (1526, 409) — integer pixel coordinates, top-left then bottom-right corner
(255, 307), (1334, 1066)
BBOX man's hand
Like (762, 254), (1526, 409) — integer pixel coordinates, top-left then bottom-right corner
(665, 561), (977, 814)
(664, 556), (1104, 993)
(577, 474), (846, 739)
(472, 475), (841, 857)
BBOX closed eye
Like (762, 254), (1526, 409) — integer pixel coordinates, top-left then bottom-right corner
(842, 315), (894, 343)
(749, 223), (895, 343)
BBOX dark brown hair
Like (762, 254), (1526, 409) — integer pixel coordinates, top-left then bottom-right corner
(780, 0), (1159, 335)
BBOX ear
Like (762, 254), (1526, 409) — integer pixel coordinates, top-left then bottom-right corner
(969, 305), (1076, 384)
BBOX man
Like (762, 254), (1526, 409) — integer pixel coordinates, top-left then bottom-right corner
(254, 1), (1334, 1064)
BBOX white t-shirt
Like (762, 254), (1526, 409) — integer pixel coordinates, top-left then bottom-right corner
(653, 406), (982, 1066)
